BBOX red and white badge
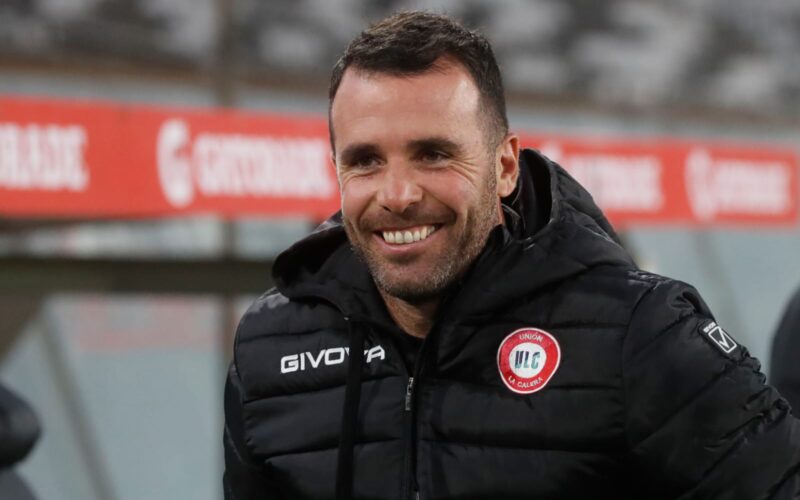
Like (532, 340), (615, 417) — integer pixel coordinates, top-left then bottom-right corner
(497, 327), (561, 394)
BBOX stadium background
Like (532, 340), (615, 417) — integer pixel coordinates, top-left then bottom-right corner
(0, 0), (799, 498)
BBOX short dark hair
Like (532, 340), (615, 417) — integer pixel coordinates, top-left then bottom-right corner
(328, 11), (508, 148)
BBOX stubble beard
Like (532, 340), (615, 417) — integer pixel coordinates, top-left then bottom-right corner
(344, 171), (499, 304)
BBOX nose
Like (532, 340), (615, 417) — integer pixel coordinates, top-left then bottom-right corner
(375, 166), (423, 214)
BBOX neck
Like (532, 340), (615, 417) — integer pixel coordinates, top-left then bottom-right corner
(379, 290), (439, 339)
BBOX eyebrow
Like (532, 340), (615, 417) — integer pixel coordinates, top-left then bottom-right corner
(338, 136), (464, 165)
(407, 137), (462, 155)
(338, 143), (380, 165)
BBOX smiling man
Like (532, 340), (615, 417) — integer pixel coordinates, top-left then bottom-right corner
(333, 54), (518, 338)
(224, 11), (800, 500)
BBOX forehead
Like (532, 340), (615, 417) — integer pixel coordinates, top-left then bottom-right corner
(330, 61), (483, 149)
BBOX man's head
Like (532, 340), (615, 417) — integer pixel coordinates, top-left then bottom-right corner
(329, 11), (508, 150)
(329, 12), (519, 304)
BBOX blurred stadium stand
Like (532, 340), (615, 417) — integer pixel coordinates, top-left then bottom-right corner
(0, 1), (799, 499)
(1, 0), (799, 118)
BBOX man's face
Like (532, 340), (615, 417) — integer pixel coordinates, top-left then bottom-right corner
(330, 60), (518, 302)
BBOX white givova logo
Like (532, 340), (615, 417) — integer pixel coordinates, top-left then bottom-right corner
(280, 345), (386, 374)
(509, 342), (546, 379)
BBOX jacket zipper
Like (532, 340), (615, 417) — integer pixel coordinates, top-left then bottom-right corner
(401, 374), (417, 500)
(405, 377), (415, 411)
(402, 336), (431, 500)
(399, 293), (462, 500)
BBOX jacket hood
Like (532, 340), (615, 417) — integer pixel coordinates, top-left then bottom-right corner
(272, 148), (634, 318)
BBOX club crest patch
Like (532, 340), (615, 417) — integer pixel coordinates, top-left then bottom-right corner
(497, 327), (561, 394)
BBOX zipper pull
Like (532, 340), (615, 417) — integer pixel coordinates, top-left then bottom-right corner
(405, 377), (415, 411)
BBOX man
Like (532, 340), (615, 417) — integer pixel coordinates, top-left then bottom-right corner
(224, 11), (800, 499)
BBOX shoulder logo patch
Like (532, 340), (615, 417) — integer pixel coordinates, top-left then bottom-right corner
(497, 328), (561, 394)
(701, 320), (738, 354)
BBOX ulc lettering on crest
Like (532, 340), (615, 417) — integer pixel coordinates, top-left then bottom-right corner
(515, 350), (540, 370)
(280, 345), (386, 374)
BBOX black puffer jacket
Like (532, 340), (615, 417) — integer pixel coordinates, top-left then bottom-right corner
(224, 149), (800, 500)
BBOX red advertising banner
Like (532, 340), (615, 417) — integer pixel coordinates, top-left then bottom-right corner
(0, 96), (338, 220)
(1, 95), (797, 227)
(519, 134), (799, 227)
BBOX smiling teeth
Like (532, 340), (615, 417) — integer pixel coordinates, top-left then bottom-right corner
(382, 226), (436, 245)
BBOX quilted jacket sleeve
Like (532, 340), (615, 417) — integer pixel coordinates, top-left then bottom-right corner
(223, 362), (274, 500)
(622, 279), (800, 499)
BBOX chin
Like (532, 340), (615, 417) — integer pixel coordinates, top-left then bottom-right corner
(374, 269), (453, 303)
(379, 283), (443, 304)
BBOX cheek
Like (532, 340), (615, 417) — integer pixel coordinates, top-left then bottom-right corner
(427, 174), (484, 217)
(339, 178), (372, 223)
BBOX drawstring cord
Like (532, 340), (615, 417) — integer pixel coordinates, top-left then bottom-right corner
(335, 316), (365, 500)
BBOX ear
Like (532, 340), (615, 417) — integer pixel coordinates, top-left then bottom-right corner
(495, 133), (519, 197)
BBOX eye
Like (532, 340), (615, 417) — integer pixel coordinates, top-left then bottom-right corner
(418, 149), (449, 164)
(349, 155), (382, 170)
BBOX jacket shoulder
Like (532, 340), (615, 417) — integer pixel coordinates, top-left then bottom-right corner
(232, 288), (348, 398)
(619, 272), (799, 496)
(542, 265), (676, 329)
(621, 271), (715, 356)
(577, 265), (707, 328)
(235, 287), (344, 345)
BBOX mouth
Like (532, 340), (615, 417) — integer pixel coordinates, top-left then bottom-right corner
(377, 224), (440, 245)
